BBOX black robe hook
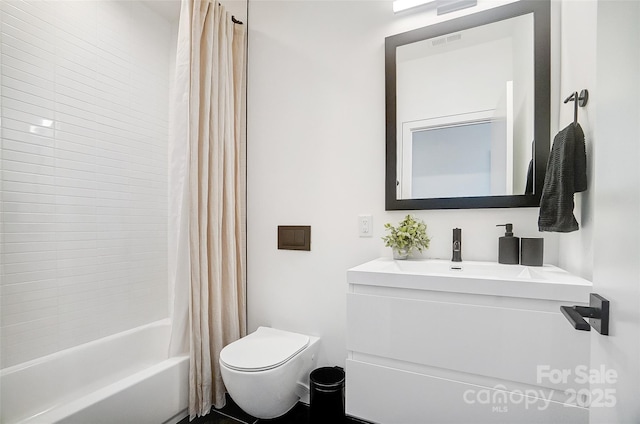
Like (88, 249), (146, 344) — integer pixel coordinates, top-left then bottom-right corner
(564, 89), (589, 125)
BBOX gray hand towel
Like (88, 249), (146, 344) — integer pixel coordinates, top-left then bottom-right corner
(538, 123), (587, 232)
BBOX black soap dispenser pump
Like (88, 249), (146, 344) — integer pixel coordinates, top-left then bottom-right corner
(496, 223), (519, 264)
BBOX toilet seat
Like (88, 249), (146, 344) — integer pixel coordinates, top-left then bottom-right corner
(220, 327), (309, 372)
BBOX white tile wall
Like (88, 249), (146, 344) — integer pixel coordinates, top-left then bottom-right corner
(0, 1), (172, 368)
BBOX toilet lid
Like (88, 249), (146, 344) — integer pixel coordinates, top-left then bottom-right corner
(220, 327), (310, 372)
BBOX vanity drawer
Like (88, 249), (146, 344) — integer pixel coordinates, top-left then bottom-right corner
(345, 359), (588, 424)
(346, 292), (590, 392)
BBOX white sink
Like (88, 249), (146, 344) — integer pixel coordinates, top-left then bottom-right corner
(347, 258), (592, 302)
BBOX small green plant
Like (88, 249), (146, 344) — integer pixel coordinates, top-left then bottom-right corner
(382, 214), (430, 257)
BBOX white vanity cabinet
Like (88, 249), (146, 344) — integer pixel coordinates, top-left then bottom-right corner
(346, 258), (592, 424)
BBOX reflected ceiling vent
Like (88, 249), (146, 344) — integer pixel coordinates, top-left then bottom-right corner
(432, 33), (462, 46)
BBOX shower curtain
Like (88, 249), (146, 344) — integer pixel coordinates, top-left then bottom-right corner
(169, 0), (247, 418)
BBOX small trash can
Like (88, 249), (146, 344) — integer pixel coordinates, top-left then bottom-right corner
(310, 366), (345, 423)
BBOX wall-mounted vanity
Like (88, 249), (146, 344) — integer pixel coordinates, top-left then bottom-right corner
(346, 258), (592, 423)
(386, 1), (550, 210)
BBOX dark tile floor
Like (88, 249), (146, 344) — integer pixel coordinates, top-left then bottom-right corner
(178, 394), (370, 424)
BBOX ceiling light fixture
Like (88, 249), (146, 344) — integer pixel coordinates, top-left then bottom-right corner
(392, 0), (436, 14)
(393, 0), (477, 14)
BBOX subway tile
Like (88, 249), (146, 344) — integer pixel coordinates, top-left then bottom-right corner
(55, 239), (97, 252)
(2, 85), (56, 110)
(54, 213), (96, 225)
(54, 41), (98, 73)
(54, 204), (96, 215)
(0, 269), (57, 286)
(54, 272), (102, 290)
(1, 74), (55, 103)
(54, 92), (97, 117)
(56, 64), (99, 91)
(0, 2), (57, 35)
(2, 96), (55, 120)
(2, 50), (55, 83)
(54, 112), (99, 136)
(1, 0), (170, 364)
(52, 129), (96, 151)
(0, 240), (57, 253)
(95, 52), (130, 80)
(54, 156), (98, 174)
(1, 211), (56, 224)
(3, 180), (57, 197)
(2, 194), (56, 210)
(58, 295), (101, 317)
(54, 175), (100, 191)
(55, 248), (101, 263)
(1, 11), (56, 51)
(94, 133), (131, 150)
(2, 62), (54, 91)
(0, 280), (58, 308)
(1, 303), (59, 327)
(0, 314), (57, 337)
(1, 294), (59, 317)
(2, 116), (55, 140)
(53, 185), (97, 199)
(54, 262), (102, 279)
(1, 29), (56, 62)
(1, 158), (55, 177)
(92, 172), (129, 186)
(56, 257), (101, 273)
(3, 257), (57, 275)
(51, 194), (96, 208)
(54, 142), (98, 162)
(57, 326), (103, 351)
(55, 77), (99, 104)
(1, 150), (56, 176)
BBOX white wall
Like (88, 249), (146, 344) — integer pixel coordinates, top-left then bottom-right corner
(554, 0), (597, 280)
(247, 0), (562, 367)
(0, 1), (172, 368)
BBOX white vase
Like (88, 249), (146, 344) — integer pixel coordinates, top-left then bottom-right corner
(393, 247), (409, 260)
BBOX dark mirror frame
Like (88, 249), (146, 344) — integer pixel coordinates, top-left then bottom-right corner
(385, 0), (550, 210)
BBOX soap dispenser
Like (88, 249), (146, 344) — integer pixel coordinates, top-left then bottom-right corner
(496, 223), (519, 264)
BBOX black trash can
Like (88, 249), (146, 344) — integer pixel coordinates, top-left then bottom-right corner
(310, 366), (345, 423)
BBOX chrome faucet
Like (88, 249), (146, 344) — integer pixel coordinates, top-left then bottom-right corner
(452, 228), (462, 262)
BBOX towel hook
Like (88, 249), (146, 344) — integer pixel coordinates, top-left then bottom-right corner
(564, 89), (589, 125)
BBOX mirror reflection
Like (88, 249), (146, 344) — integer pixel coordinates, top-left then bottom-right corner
(396, 13), (534, 200)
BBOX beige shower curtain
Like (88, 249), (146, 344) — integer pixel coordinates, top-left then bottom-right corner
(170, 0), (246, 418)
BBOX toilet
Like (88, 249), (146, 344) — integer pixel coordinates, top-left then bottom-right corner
(219, 327), (320, 419)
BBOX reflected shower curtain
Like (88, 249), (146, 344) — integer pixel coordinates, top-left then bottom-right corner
(169, 0), (246, 418)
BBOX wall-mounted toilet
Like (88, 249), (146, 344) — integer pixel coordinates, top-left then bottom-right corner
(219, 327), (320, 419)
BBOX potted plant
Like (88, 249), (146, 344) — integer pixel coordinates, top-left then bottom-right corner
(382, 214), (431, 260)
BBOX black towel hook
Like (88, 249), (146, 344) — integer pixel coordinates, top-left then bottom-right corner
(564, 89), (589, 125)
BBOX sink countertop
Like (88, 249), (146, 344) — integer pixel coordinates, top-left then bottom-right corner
(347, 258), (592, 302)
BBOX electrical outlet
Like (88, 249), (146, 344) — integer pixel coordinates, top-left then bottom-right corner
(358, 215), (373, 237)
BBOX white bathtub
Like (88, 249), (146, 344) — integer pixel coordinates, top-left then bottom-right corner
(0, 319), (189, 424)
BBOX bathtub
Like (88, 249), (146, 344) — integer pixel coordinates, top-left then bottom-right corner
(0, 319), (189, 424)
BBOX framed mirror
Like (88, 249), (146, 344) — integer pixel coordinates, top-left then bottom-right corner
(385, 1), (550, 210)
